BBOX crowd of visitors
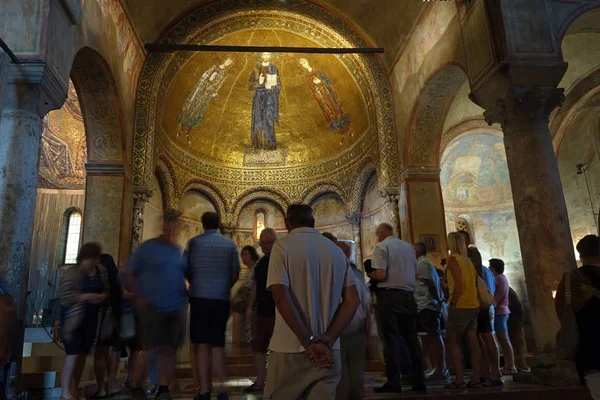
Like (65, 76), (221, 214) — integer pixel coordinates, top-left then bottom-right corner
(47, 202), (600, 400)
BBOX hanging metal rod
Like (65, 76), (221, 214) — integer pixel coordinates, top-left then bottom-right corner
(0, 37), (21, 64)
(145, 43), (384, 54)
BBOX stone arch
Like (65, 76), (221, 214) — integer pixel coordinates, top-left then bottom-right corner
(231, 188), (291, 226)
(299, 181), (347, 207)
(555, 5), (600, 44)
(70, 47), (124, 163)
(440, 118), (503, 156)
(349, 157), (378, 214)
(405, 63), (469, 168)
(551, 67), (600, 153)
(155, 156), (179, 211)
(180, 179), (228, 220)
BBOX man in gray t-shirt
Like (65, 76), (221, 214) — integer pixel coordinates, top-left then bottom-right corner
(414, 242), (448, 382)
(264, 204), (359, 400)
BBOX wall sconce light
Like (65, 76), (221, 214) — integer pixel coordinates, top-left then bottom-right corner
(552, 290), (557, 299)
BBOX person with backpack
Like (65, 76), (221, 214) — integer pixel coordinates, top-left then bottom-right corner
(556, 235), (600, 399)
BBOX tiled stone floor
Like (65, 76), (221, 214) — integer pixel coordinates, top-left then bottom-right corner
(51, 373), (592, 400)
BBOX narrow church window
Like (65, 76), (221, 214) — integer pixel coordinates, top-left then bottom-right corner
(64, 211), (82, 264)
(255, 210), (266, 242)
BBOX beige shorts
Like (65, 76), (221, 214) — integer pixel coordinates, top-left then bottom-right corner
(446, 307), (479, 336)
(264, 350), (341, 400)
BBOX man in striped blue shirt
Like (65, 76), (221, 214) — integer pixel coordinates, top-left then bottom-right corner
(186, 212), (240, 400)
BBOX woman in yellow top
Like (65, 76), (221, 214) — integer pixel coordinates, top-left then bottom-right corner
(445, 232), (482, 389)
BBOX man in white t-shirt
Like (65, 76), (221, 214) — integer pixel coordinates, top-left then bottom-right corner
(264, 204), (360, 400)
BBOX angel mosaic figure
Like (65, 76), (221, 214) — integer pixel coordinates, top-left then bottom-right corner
(177, 56), (235, 144)
(299, 58), (351, 144)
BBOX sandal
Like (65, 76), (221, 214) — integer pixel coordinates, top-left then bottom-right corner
(466, 380), (482, 389)
(444, 380), (466, 389)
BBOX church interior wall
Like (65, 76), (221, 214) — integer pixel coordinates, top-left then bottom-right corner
(388, 2), (466, 170)
(312, 193), (353, 242)
(361, 174), (392, 260)
(175, 191), (216, 249)
(557, 111), (600, 257)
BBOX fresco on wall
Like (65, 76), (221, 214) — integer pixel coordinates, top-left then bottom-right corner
(38, 81), (87, 190)
(235, 200), (287, 253)
(312, 194), (353, 241)
(177, 191), (216, 248)
(361, 174), (393, 259)
(96, 0), (144, 95)
(441, 133), (524, 290)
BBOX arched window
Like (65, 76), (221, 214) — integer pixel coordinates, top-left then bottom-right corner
(63, 210), (83, 264)
(254, 209), (266, 242)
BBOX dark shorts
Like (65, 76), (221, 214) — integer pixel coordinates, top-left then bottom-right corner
(494, 314), (509, 333)
(190, 298), (230, 347)
(447, 308), (479, 335)
(252, 315), (275, 353)
(417, 309), (442, 337)
(138, 305), (186, 350)
(477, 306), (495, 333)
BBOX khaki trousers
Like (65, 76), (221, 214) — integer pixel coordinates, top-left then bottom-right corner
(264, 350), (341, 400)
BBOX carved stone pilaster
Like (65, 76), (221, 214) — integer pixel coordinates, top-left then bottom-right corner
(221, 224), (235, 239)
(345, 212), (363, 270)
(131, 187), (153, 251)
(378, 187), (400, 237)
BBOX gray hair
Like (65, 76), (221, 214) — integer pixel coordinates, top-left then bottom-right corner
(261, 228), (278, 240)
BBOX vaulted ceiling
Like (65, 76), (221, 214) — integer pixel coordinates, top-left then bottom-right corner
(120, 0), (424, 67)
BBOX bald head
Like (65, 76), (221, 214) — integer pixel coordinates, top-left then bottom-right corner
(259, 228), (278, 256)
(376, 223), (394, 243)
(337, 241), (351, 259)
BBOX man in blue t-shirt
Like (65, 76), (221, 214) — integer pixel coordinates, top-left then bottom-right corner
(128, 215), (187, 400)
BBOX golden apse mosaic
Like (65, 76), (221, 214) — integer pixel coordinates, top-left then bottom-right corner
(134, 0), (398, 215)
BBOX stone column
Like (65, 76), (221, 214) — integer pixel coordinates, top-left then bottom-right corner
(0, 61), (67, 398)
(378, 187), (400, 237)
(399, 168), (448, 265)
(221, 224), (235, 240)
(483, 87), (576, 350)
(131, 187), (152, 251)
(345, 212), (363, 271)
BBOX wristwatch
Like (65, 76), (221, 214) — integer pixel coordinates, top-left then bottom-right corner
(303, 335), (316, 348)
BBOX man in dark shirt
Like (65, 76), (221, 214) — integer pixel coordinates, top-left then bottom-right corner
(245, 228), (278, 393)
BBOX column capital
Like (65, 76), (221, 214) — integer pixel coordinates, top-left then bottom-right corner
(221, 224), (236, 238)
(378, 187), (400, 204)
(345, 212), (362, 226)
(483, 87), (565, 133)
(133, 186), (153, 203)
(400, 167), (441, 182)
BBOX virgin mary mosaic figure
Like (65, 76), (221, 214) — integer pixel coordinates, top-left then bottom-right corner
(299, 58), (351, 144)
(248, 52), (280, 150)
(177, 56), (235, 144)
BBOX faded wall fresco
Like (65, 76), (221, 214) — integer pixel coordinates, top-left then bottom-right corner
(361, 174), (392, 259)
(313, 194), (353, 241)
(141, 175), (164, 243)
(441, 133), (525, 291)
(176, 191), (217, 249)
(96, 0), (145, 96)
(558, 110), (600, 258)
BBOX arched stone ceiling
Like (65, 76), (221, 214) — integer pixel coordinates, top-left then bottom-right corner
(120, 0), (424, 67)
